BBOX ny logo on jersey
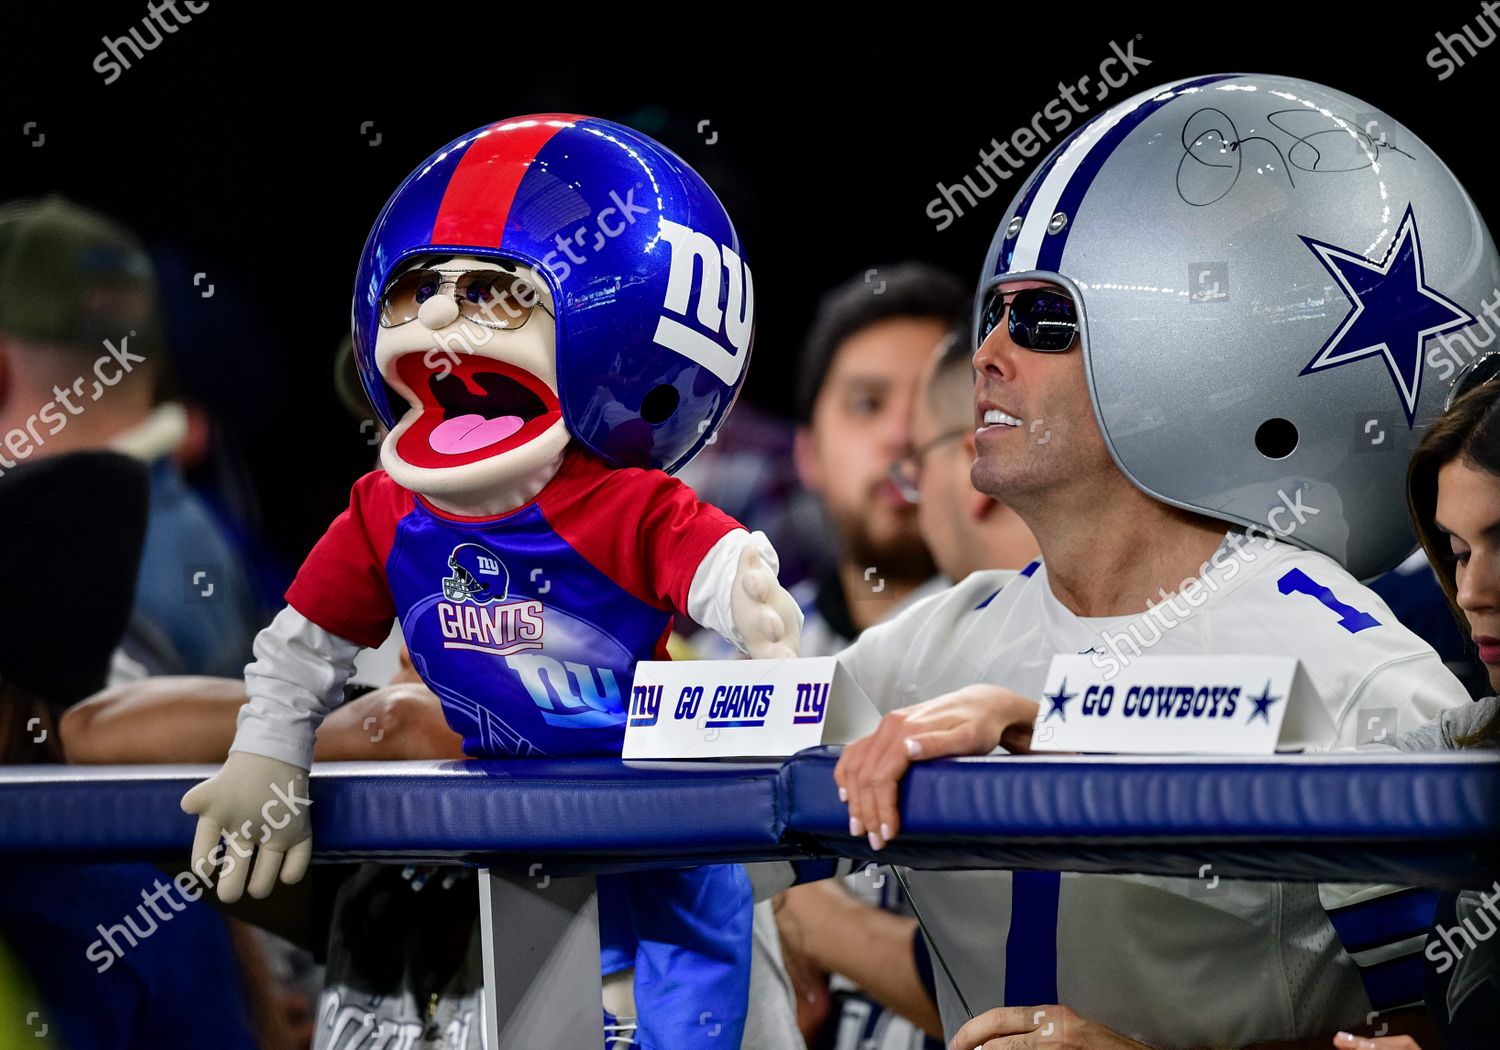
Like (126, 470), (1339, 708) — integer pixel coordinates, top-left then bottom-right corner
(507, 653), (625, 729)
(654, 218), (753, 386)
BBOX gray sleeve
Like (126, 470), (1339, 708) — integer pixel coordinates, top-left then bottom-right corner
(231, 605), (364, 769)
(1389, 696), (1500, 752)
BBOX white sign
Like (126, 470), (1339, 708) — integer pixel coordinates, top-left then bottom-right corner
(1031, 654), (1331, 754)
(622, 657), (881, 759)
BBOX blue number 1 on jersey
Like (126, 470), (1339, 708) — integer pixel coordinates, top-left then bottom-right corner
(1276, 567), (1381, 634)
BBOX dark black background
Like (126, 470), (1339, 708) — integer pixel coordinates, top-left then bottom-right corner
(2, 5), (1496, 579)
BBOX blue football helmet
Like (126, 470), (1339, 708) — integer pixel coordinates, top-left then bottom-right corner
(352, 114), (754, 474)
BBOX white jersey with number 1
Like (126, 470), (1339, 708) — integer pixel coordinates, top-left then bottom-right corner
(835, 531), (1469, 1047)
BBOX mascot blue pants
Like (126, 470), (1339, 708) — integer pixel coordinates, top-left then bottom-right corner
(598, 864), (753, 1048)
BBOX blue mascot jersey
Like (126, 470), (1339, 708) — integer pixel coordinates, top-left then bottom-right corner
(285, 447), (740, 757)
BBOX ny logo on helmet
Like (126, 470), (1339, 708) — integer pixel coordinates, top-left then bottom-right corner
(654, 218), (753, 387)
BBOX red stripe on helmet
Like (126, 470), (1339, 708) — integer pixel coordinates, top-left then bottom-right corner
(431, 114), (585, 248)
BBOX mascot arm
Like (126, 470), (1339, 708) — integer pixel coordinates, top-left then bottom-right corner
(179, 604), (363, 903)
(234, 604), (365, 768)
(687, 529), (804, 660)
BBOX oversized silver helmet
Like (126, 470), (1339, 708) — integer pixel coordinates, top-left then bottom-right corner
(977, 73), (1500, 580)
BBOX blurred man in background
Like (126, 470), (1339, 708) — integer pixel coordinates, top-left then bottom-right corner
(693, 261), (968, 665)
(788, 262), (969, 654)
(898, 330), (1039, 584)
(0, 195), (261, 679)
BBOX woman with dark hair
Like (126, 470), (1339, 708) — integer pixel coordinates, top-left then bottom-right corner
(1337, 365), (1500, 1050)
(1403, 369), (1500, 748)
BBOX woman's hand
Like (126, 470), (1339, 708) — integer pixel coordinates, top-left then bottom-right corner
(834, 684), (1039, 850)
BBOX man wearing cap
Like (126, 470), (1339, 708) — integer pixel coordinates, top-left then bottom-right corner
(0, 194), (261, 679)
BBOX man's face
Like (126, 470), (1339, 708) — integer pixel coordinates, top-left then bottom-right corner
(375, 253), (570, 497)
(796, 317), (946, 570)
(969, 278), (1112, 504)
(910, 364), (974, 573)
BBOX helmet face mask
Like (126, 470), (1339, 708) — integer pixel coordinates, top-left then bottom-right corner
(979, 74), (1500, 580)
(352, 114), (754, 486)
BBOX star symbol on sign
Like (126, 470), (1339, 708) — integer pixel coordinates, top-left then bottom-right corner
(1247, 681), (1281, 724)
(1044, 678), (1076, 722)
(1299, 204), (1476, 425)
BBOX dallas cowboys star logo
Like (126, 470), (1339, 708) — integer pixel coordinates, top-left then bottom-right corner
(1043, 678), (1076, 722)
(1247, 681), (1281, 724)
(1299, 204), (1476, 425)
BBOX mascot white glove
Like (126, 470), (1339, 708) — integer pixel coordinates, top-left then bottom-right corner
(729, 541), (802, 660)
(180, 751), (313, 903)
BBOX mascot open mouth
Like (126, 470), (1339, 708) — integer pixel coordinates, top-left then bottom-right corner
(393, 353), (562, 468)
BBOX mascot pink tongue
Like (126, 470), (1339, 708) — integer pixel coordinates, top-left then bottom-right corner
(429, 413), (524, 453)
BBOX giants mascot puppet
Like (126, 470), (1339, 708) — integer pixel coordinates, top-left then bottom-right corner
(182, 114), (803, 1049)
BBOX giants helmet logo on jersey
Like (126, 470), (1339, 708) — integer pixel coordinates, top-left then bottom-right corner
(442, 543), (509, 604)
(436, 543), (545, 658)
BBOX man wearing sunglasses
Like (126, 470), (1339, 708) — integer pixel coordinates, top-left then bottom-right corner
(836, 283), (1463, 1050)
(827, 73), (1497, 1049)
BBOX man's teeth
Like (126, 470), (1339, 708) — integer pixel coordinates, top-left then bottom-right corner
(982, 409), (1023, 427)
